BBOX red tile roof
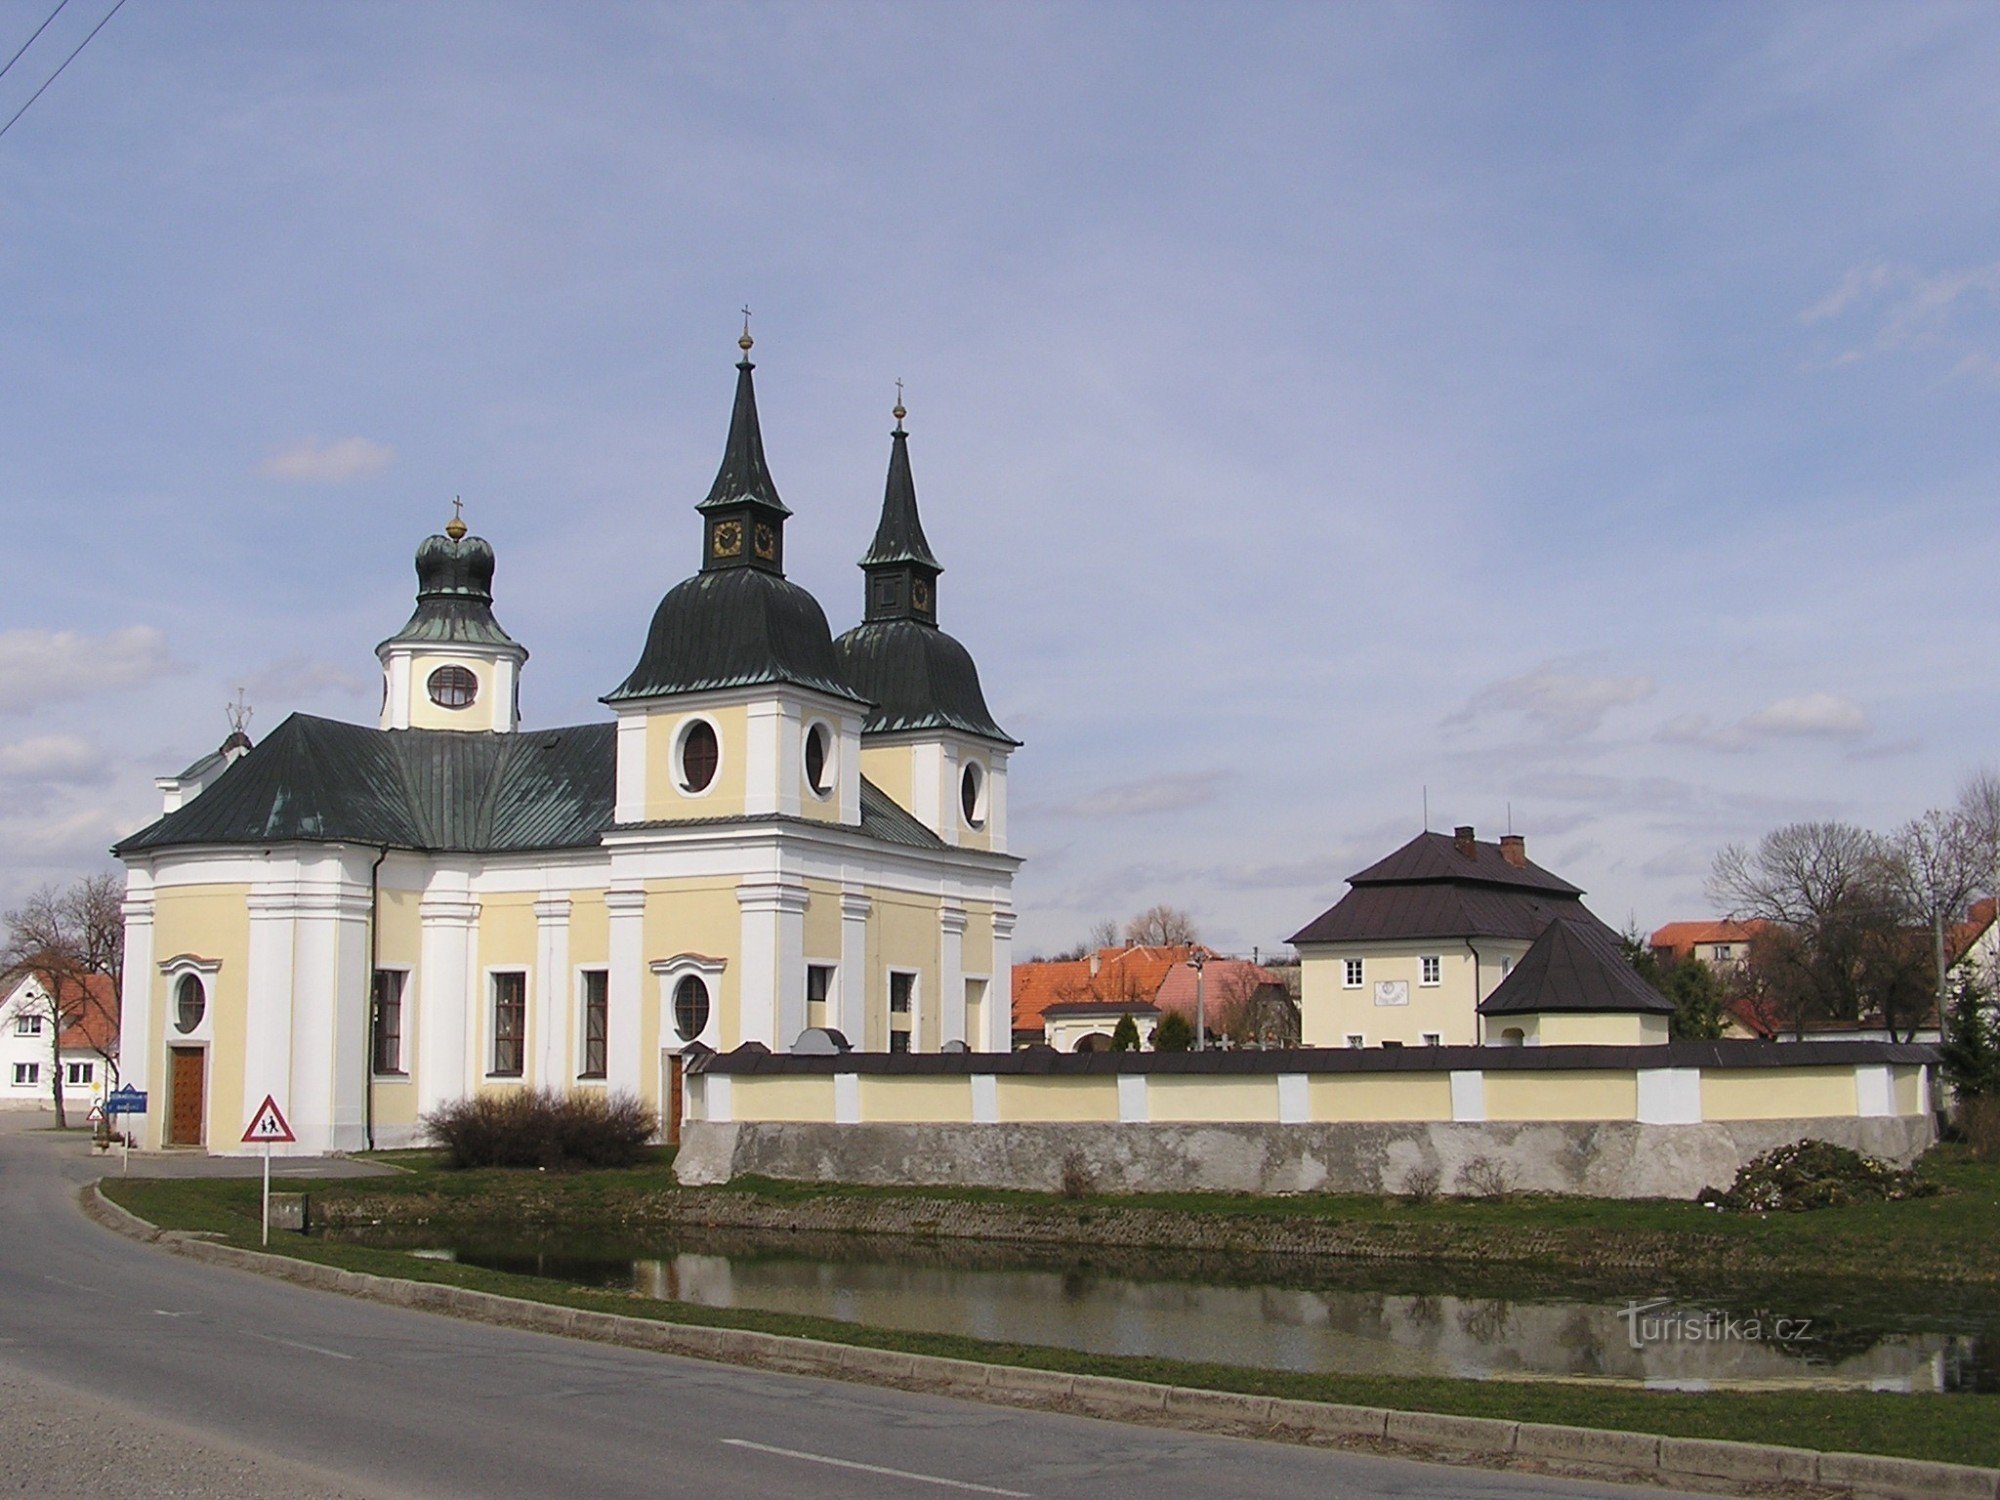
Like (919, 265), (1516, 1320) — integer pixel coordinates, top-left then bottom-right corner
(1152, 958), (1278, 1021)
(1012, 945), (1213, 1033)
(1649, 920), (1764, 960)
(1949, 897), (1996, 966)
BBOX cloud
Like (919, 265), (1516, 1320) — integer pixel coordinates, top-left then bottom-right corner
(0, 627), (178, 713)
(1447, 664), (1655, 740)
(258, 436), (396, 484)
(244, 656), (374, 706)
(1801, 260), (2000, 376)
(1038, 772), (1223, 820)
(1740, 691), (1869, 739)
(0, 736), (108, 787)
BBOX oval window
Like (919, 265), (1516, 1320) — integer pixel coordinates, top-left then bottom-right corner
(427, 665), (478, 709)
(804, 723), (832, 798)
(175, 974), (206, 1034)
(960, 761), (985, 828)
(673, 975), (711, 1041)
(679, 720), (719, 793)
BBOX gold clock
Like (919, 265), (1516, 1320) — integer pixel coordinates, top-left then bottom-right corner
(911, 579), (931, 610)
(753, 522), (777, 560)
(712, 520), (743, 558)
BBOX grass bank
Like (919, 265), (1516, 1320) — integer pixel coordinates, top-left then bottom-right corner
(102, 1165), (2000, 1470)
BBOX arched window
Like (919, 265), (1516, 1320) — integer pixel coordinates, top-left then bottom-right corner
(678, 720), (719, 793)
(673, 975), (711, 1041)
(175, 974), (206, 1034)
(960, 760), (986, 828)
(804, 723), (833, 798)
(427, 665), (478, 709)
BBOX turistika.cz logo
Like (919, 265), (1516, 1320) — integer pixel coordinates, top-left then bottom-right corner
(1617, 1299), (1815, 1352)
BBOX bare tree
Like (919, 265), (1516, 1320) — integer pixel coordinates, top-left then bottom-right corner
(3, 874), (124, 1126)
(1122, 904), (1198, 947)
(1887, 808), (1985, 1027)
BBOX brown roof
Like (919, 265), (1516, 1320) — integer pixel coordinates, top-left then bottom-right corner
(1477, 919), (1673, 1017)
(1290, 832), (1604, 948)
(1649, 919), (1764, 959)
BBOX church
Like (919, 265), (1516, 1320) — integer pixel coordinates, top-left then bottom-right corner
(113, 333), (1021, 1154)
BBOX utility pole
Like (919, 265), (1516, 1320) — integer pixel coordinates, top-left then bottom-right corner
(1187, 948), (1207, 1051)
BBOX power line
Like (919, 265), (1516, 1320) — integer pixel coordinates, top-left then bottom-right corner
(0, 0), (127, 145)
(0, 0), (70, 84)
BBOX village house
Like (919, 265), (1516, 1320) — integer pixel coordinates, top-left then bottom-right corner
(0, 971), (117, 1111)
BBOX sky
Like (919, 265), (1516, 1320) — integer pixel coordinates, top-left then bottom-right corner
(2, 1), (1998, 959)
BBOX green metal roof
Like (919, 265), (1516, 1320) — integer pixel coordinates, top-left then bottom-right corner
(834, 618), (1015, 744)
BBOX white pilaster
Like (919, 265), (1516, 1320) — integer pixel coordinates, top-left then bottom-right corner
(534, 895), (571, 1086)
(605, 886), (647, 1095)
(971, 1073), (998, 1123)
(117, 881), (154, 1104)
(1116, 1072), (1148, 1123)
(417, 890), (479, 1115)
(1276, 1072), (1309, 1124)
(1449, 1069), (1486, 1123)
(833, 1071), (860, 1124)
(987, 909), (1017, 1051)
(838, 889), (872, 1047)
(1855, 1063), (1894, 1118)
(745, 702), (783, 817)
(244, 885), (300, 1147)
(736, 880), (809, 1049)
(938, 901), (967, 1048)
(1637, 1067), (1702, 1124)
(613, 713), (647, 823)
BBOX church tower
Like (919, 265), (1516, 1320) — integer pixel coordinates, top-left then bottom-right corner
(835, 397), (1018, 853)
(377, 507), (527, 733)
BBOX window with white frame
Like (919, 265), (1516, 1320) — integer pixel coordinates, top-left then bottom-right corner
(66, 1061), (92, 1085)
(490, 972), (527, 1077)
(1419, 955), (1441, 987)
(580, 970), (608, 1079)
(372, 970), (406, 1076)
(1342, 958), (1364, 988)
(15, 1013), (41, 1036)
(13, 1062), (38, 1085)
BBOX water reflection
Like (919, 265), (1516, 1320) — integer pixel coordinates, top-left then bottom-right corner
(329, 1226), (1996, 1394)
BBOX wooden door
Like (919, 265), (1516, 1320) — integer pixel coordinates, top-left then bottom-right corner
(167, 1047), (204, 1147)
(663, 1054), (684, 1147)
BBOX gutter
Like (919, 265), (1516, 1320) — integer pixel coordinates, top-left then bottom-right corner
(1464, 937), (1486, 1042)
(364, 845), (389, 1152)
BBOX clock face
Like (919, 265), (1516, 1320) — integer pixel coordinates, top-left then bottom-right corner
(911, 578), (931, 610)
(1373, 979), (1410, 1008)
(753, 522), (777, 561)
(712, 519), (743, 558)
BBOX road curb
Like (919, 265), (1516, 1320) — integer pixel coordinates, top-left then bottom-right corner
(86, 1182), (2000, 1500)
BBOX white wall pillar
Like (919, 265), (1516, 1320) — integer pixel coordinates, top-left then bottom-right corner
(745, 702), (783, 817)
(971, 1073), (998, 1123)
(1856, 1063), (1894, 1118)
(987, 909), (1016, 1051)
(737, 880), (809, 1049)
(1449, 1069), (1486, 1123)
(417, 891), (479, 1115)
(834, 1071), (860, 1124)
(1276, 1072), (1309, 1124)
(613, 714), (647, 823)
(838, 890), (871, 1048)
(938, 902), (967, 1048)
(244, 886), (300, 1148)
(1637, 1067), (1703, 1124)
(117, 882), (154, 1101)
(534, 895), (571, 1087)
(1116, 1072), (1148, 1123)
(605, 886), (647, 1095)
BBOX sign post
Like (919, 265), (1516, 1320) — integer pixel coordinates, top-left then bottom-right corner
(105, 1085), (147, 1175)
(241, 1095), (295, 1245)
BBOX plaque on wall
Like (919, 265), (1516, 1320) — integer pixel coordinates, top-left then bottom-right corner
(1373, 979), (1410, 1007)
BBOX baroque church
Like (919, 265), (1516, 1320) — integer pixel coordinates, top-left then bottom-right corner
(114, 333), (1020, 1153)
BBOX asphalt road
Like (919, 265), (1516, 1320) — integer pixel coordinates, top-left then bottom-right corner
(0, 1113), (1705, 1499)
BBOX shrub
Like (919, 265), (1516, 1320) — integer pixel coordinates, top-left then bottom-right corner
(1058, 1148), (1093, 1199)
(1697, 1138), (1938, 1212)
(1455, 1156), (1511, 1199)
(1958, 1095), (2000, 1163)
(1401, 1164), (1440, 1204)
(1108, 1014), (1141, 1053)
(1153, 1011), (1195, 1052)
(421, 1088), (655, 1171)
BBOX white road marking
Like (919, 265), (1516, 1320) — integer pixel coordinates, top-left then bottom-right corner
(721, 1438), (1030, 1496)
(247, 1332), (354, 1360)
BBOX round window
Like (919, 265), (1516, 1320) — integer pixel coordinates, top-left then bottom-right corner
(679, 720), (719, 793)
(804, 723), (832, 798)
(673, 975), (711, 1041)
(960, 761), (985, 828)
(427, 665), (478, 709)
(175, 974), (206, 1034)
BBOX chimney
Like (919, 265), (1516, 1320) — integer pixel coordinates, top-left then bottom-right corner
(1453, 825), (1476, 859)
(1088, 951), (1101, 977)
(1500, 833), (1526, 868)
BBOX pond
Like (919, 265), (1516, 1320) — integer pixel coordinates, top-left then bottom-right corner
(329, 1224), (2000, 1394)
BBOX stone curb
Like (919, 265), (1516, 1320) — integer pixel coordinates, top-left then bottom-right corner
(85, 1183), (2000, 1500)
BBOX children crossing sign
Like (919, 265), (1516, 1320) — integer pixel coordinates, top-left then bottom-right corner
(242, 1095), (295, 1144)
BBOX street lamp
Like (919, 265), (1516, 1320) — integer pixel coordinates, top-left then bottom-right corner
(1186, 947), (1207, 1051)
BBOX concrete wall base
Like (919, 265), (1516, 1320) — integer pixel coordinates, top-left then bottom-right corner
(675, 1116), (1937, 1198)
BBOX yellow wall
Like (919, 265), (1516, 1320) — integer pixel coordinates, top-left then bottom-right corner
(802, 879), (842, 968)
(1525, 1012), (1668, 1047)
(1148, 1075), (1278, 1123)
(859, 1075), (972, 1123)
(1702, 1066), (1856, 1121)
(405, 653), (499, 732)
(642, 879), (739, 1057)
(866, 889), (942, 1049)
(1300, 942), (1522, 1048)
(1486, 1069), (1637, 1121)
(731, 1075), (837, 1122)
(1307, 1072), (1454, 1123)
(149, 883), (253, 1152)
(568, 892), (608, 969)
(961, 906), (994, 977)
(859, 744), (913, 819)
(642, 706), (749, 822)
(996, 1075), (1119, 1122)
(1893, 1064), (1925, 1115)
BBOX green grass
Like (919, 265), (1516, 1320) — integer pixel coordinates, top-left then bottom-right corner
(102, 1170), (2000, 1471)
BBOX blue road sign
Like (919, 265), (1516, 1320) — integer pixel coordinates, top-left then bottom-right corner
(105, 1086), (147, 1115)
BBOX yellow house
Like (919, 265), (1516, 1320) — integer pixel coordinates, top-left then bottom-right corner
(113, 339), (1020, 1154)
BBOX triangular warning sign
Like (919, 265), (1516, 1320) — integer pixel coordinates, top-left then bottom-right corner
(242, 1095), (295, 1144)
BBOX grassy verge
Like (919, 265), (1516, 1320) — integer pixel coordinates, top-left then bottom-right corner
(102, 1171), (2000, 1470)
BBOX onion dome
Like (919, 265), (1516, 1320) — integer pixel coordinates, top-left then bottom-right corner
(607, 336), (863, 706)
(377, 504), (523, 653)
(834, 402), (1015, 743)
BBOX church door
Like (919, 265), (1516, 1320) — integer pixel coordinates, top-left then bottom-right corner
(663, 1054), (684, 1147)
(167, 1047), (205, 1147)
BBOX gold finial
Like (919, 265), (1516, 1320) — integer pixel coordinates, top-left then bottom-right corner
(445, 495), (467, 540)
(893, 379), (906, 431)
(738, 304), (754, 353)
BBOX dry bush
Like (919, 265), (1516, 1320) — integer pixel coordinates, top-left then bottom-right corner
(1957, 1097), (2000, 1163)
(1059, 1148), (1093, 1199)
(1401, 1165), (1441, 1205)
(422, 1089), (655, 1171)
(1456, 1156), (1512, 1199)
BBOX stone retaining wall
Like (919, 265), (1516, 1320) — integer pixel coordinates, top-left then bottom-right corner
(676, 1115), (1936, 1198)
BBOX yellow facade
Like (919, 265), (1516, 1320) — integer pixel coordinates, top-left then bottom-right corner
(1301, 943), (1508, 1048)
(641, 878), (740, 1056)
(1702, 1066), (1856, 1120)
(642, 706), (750, 821)
(149, 883), (251, 1151)
(859, 1075), (972, 1123)
(868, 889), (943, 1050)
(1485, 1069), (1637, 1121)
(402, 653), (508, 733)
(731, 1074), (837, 1122)
(859, 745), (913, 822)
(1147, 1075), (1278, 1123)
(996, 1075), (1119, 1122)
(1517, 1012), (1669, 1047)
(1893, 1064), (1925, 1115)
(1307, 1071), (1454, 1123)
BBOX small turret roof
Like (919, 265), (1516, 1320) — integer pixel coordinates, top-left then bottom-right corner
(695, 356), (791, 518)
(378, 526), (523, 654)
(859, 425), (940, 571)
(1476, 918), (1675, 1017)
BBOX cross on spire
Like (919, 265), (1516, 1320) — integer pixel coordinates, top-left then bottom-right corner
(739, 304), (753, 354)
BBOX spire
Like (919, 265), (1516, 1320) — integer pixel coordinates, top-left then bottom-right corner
(860, 392), (943, 624)
(697, 318), (791, 520)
